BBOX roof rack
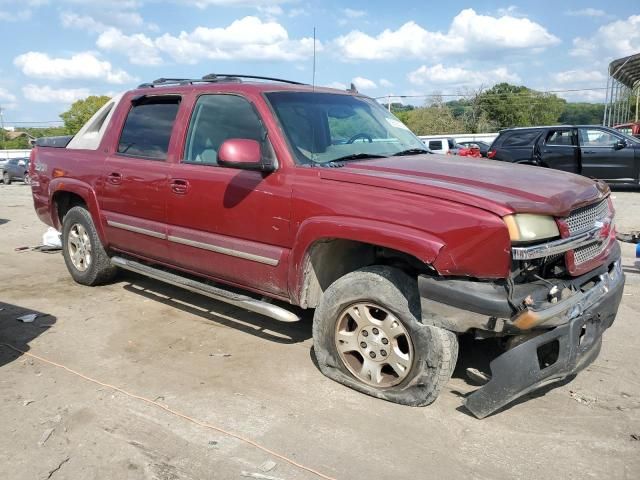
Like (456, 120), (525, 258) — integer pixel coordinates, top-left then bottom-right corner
(137, 74), (307, 89)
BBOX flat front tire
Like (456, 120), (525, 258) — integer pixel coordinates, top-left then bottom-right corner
(61, 206), (117, 286)
(313, 266), (458, 407)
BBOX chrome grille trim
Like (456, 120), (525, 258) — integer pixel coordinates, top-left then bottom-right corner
(512, 226), (602, 260)
(574, 241), (607, 265)
(565, 199), (609, 236)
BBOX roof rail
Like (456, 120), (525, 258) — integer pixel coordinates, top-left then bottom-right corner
(137, 74), (306, 89)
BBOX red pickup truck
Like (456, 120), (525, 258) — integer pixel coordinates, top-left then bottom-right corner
(30, 75), (624, 418)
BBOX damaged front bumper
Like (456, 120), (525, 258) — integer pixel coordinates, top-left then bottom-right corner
(418, 251), (625, 418)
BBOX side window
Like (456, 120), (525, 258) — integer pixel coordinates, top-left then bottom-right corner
(545, 130), (575, 146)
(184, 94), (264, 165)
(504, 131), (539, 147)
(447, 139), (456, 149)
(118, 97), (180, 160)
(579, 128), (620, 147)
(428, 140), (442, 150)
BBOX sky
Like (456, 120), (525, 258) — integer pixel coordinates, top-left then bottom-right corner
(0, 0), (638, 126)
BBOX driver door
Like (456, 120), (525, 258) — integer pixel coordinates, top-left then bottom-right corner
(578, 127), (637, 182)
(165, 93), (292, 297)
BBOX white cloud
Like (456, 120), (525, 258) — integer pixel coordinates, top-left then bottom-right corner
(379, 78), (393, 88)
(552, 69), (606, 84)
(334, 8), (559, 61)
(99, 16), (318, 64)
(22, 84), (91, 103)
(408, 64), (521, 87)
(14, 51), (135, 84)
(352, 76), (377, 90)
(566, 8), (608, 17)
(60, 10), (146, 32)
(176, 0), (290, 8)
(288, 7), (308, 18)
(0, 87), (17, 103)
(97, 28), (163, 65)
(570, 15), (640, 59)
(343, 8), (366, 18)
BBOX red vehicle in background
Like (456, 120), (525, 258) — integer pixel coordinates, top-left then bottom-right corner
(614, 122), (640, 138)
(453, 143), (482, 158)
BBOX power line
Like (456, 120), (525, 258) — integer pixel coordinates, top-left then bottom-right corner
(374, 87), (608, 100)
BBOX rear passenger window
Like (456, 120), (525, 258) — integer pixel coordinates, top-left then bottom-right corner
(503, 131), (539, 147)
(184, 94), (264, 166)
(546, 130), (575, 146)
(118, 96), (180, 160)
(428, 140), (442, 150)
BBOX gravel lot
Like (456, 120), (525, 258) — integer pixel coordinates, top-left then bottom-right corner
(1, 183), (639, 480)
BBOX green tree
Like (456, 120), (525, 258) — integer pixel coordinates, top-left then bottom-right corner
(476, 83), (565, 129)
(559, 103), (605, 125)
(60, 95), (111, 135)
(403, 104), (465, 135)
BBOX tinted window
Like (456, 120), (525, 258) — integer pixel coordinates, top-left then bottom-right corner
(546, 130), (575, 146)
(118, 97), (180, 160)
(428, 140), (443, 150)
(579, 128), (620, 147)
(503, 131), (539, 147)
(184, 95), (264, 165)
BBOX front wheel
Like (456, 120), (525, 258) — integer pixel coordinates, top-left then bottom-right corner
(3, 172), (11, 185)
(61, 206), (117, 286)
(313, 266), (458, 406)
(23, 173), (30, 185)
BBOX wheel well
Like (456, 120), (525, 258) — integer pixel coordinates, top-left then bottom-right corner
(299, 239), (433, 308)
(53, 191), (87, 226)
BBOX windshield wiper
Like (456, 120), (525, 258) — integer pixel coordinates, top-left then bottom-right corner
(391, 148), (431, 156)
(329, 153), (388, 163)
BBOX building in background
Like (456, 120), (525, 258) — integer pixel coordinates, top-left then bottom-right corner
(603, 53), (640, 127)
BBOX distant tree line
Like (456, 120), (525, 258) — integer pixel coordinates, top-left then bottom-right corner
(386, 83), (606, 136)
(1, 95), (111, 149)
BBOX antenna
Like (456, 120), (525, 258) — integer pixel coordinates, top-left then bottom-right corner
(312, 26), (316, 91)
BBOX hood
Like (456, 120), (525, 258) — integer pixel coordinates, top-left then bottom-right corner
(319, 155), (608, 217)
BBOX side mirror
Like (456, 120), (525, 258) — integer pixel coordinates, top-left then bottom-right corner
(614, 139), (626, 150)
(217, 139), (276, 172)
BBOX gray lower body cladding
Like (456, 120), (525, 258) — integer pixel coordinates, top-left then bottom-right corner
(464, 275), (624, 418)
(417, 246), (625, 418)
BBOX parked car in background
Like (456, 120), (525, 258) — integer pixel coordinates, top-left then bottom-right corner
(458, 140), (491, 157)
(1, 157), (30, 184)
(422, 138), (481, 157)
(488, 125), (640, 185)
(423, 137), (457, 154)
(614, 122), (640, 138)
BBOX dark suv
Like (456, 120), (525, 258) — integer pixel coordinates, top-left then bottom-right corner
(488, 126), (640, 185)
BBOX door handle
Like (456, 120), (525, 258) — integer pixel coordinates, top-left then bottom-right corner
(107, 172), (122, 185)
(170, 178), (189, 195)
(583, 151), (596, 154)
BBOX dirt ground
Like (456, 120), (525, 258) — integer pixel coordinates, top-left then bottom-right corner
(1, 183), (639, 480)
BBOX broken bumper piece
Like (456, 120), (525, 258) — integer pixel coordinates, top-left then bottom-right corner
(464, 259), (624, 418)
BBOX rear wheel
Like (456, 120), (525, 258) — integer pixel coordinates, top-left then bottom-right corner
(313, 266), (458, 406)
(3, 172), (11, 185)
(61, 206), (117, 286)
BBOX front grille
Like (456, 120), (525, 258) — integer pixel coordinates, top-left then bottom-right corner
(573, 241), (607, 265)
(565, 199), (609, 236)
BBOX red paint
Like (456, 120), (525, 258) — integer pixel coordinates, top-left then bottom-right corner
(30, 82), (615, 306)
(218, 139), (262, 166)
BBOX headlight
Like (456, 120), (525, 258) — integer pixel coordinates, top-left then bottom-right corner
(503, 214), (560, 243)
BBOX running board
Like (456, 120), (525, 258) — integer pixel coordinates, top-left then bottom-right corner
(111, 256), (300, 323)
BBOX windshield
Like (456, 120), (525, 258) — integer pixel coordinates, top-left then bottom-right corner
(265, 92), (427, 165)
